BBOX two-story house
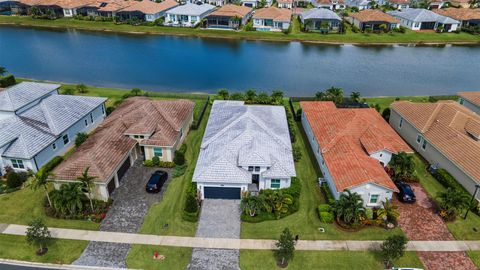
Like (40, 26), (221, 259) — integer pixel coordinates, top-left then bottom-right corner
(193, 100), (296, 200)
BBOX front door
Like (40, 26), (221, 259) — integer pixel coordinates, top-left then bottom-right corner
(252, 174), (259, 185)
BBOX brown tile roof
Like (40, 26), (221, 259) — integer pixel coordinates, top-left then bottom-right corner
(208, 4), (252, 18)
(119, 0), (178, 14)
(253, 7), (292, 21)
(459, 91), (480, 107)
(435, 8), (480, 21)
(391, 101), (480, 183)
(20, 0), (100, 8)
(98, 0), (133, 12)
(301, 101), (412, 192)
(349, 9), (399, 23)
(53, 97), (194, 182)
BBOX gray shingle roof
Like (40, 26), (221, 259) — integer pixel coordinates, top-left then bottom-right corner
(0, 82), (60, 112)
(388, 8), (459, 24)
(166, 3), (215, 16)
(193, 101), (296, 184)
(300, 8), (342, 21)
(0, 93), (106, 159)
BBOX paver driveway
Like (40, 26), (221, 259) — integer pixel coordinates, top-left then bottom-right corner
(73, 160), (172, 268)
(187, 199), (241, 270)
(396, 183), (476, 270)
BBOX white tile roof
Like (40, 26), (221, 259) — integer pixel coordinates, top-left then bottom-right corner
(300, 8), (342, 21)
(0, 82), (60, 112)
(166, 3), (215, 16)
(0, 86), (106, 159)
(388, 8), (459, 24)
(193, 100), (296, 184)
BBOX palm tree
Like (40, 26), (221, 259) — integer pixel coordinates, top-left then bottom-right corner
(437, 188), (470, 218)
(270, 90), (284, 105)
(50, 183), (84, 216)
(350, 91), (361, 103)
(376, 200), (400, 223)
(77, 167), (96, 212)
(333, 190), (365, 225)
(315, 91), (326, 101)
(326, 87), (344, 104)
(245, 89), (257, 103)
(241, 195), (263, 216)
(217, 89), (229, 100)
(0, 67), (6, 77)
(272, 191), (294, 219)
(30, 170), (53, 208)
(390, 152), (415, 179)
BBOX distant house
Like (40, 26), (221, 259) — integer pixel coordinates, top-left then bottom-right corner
(240, 0), (272, 8)
(53, 97), (194, 201)
(97, 0), (134, 18)
(0, 82), (107, 175)
(390, 101), (480, 199)
(347, 9), (399, 31)
(252, 7), (292, 31)
(165, 3), (216, 27)
(345, 0), (371, 10)
(381, 0), (409, 10)
(449, 0), (474, 8)
(434, 8), (480, 28)
(299, 8), (342, 33)
(388, 8), (460, 32)
(193, 101), (296, 200)
(117, 0), (178, 22)
(277, 0), (293, 9)
(458, 92), (480, 115)
(205, 4), (252, 29)
(312, 0), (346, 10)
(301, 101), (412, 207)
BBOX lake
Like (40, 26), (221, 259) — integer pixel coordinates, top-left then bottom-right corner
(1, 25), (479, 96)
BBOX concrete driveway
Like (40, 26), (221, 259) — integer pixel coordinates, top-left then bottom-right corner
(187, 199), (241, 270)
(73, 160), (172, 268)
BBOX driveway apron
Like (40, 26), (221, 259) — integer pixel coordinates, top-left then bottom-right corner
(396, 183), (477, 270)
(73, 160), (171, 268)
(187, 199), (241, 270)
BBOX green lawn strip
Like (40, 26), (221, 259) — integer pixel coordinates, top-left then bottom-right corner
(364, 96), (430, 112)
(1, 16), (479, 44)
(0, 234), (87, 264)
(240, 106), (404, 240)
(0, 188), (99, 230)
(138, 105), (210, 236)
(126, 245), (192, 270)
(239, 250), (424, 270)
(467, 251), (480, 269)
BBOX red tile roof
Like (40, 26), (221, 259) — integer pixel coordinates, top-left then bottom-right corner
(253, 7), (292, 21)
(208, 4), (252, 18)
(458, 91), (480, 107)
(301, 101), (412, 192)
(349, 9), (399, 23)
(435, 8), (480, 21)
(119, 0), (178, 14)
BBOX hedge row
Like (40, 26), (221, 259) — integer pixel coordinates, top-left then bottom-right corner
(432, 168), (469, 196)
(0, 75), (16, 88)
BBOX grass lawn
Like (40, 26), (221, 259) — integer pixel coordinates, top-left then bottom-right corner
(240, 104), (404, 240)
(467, 251), (480, 269)
(137, 105), (210, 236)
(126, 245), (192, 270)
(239, 250), (424, 270)
(0, 234), (87, 264)
(413, 154), (480, 240)
(1, 16), (479, 44)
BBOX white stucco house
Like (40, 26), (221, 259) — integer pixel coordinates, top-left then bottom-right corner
(165, 3), (216, 27)
(301, 101), (413, 207)
(0, 82), (107, 176)
(458, 92), (480, 115)
(240, 0), (273, 8)
(388, 8), (460, 32)
(252, 7), (292, 31)
(192, 100), (296, 200)
(390, 101), (480, 199)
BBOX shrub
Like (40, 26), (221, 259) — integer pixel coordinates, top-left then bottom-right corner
(382, 108), (391, 121)
(284, 177), (301, 199)
(319, 211), (334, 223)
(152, 156), (160, 166)
(172, 164), (187, 178)
(76, 84), (88, 93)
(318, 204), (331, 213)
(41, 156), (63, 173)
(106, 106), (115, 115)
(433, 168), (468, 194)
(143, 160), (154, 167)
(178, 144), (187, 154)
(7, 171), (28, 189)
(62, 88), (75, 95)
(184, 182), (198, 213)
(321, 183), (335, 205)
(158, 161), (176, 168)
(365, 207), (374, 220)
(173, 150), (185, 166)
(0, 75), (16, 87)
(292, 146), (302, 162)
(75, 132), (88, 147)
(351, 25), (360, 33)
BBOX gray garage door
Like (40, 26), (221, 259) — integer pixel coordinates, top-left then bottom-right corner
(204, 187), (241, 199)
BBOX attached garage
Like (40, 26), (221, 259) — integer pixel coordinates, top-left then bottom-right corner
(204, 186), (241, 200)
(117, 156), (132, 182)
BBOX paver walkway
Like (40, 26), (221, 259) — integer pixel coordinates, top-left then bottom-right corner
(396, 183), (477, 270)
(73, 160), (171, 268)
(187, 199), (241, 270)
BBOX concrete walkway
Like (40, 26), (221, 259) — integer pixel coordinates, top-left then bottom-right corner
(3, 223), (480, 252)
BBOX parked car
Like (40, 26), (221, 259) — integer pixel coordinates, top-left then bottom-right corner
(395, 181), (416, 203)
(146, 170), (168, 193)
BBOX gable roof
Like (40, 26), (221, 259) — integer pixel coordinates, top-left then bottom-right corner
(119, 0), (178, 14)
(193, 100), (296, 184)
(391, 101), (480, 183)
(0, 94), (106, 159)
(53, 97), (194, 182)
(208, 4), (252, 18)
(300, 8), (342, 21)
(388, 8), (459, 24)
(458, 91), (480, 107)
(166, 3), (216, 16)
(253, 7), (292, 21)
(349, 9), (399, 23)
(301, 101), (412, 192)
(435, 8), (480, 21)
(0, 82), (60, 112)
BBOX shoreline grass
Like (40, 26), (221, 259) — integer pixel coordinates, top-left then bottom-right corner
(1, 16), (480, 45)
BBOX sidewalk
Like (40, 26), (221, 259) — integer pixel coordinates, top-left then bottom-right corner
(3, 223), (480, 252)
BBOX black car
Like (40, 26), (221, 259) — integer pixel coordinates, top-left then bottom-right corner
(396, 181), (416, 203)
(146, 170), (168, 193)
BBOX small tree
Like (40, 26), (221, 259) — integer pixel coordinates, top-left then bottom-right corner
(76, 84), (88, 94)
(131, 88), (142, 96)
(0, 66), (7, 77)
(380, 234), (408, 268)
(26, 219), (51, 255)
(77, 167), (97, 212)
(75, 132), (88, 147)
(245, 89), (257, 104)
(217, 89), (229, 100)
(275, 228), (295, 267)
(437, 188), (470, 220)
(382, 108), (391, 121)
(62, 88), (75, 95)
(256, 92), (270, 104)
(173, 150), (185, 166)
(31, 170), (53, 208)
(271, 90), (284, 105)
(390, 152), (415, 180)
(350, 91), (361, 103)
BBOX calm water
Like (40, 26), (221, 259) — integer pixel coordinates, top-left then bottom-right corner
(1, 25), (479, 96)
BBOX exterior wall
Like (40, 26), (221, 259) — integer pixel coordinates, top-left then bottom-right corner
(260, 177), (291, 189)
(369, 150), (393, 166)
(278, 2), (293, 8)
(390, 109), (480, 199)
(253, 18), (290, 31)
(350, 183), (393, 207)
(241, 0), (258, 7)
(460, 98), (480, 115)
(144, 146), (174, 162)
(166, 9), (213, 27)
(1, 157), (36, 173)
(197, 182), (249, 200)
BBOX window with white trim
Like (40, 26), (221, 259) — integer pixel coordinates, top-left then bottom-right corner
(271, 179), (281, 189)
(11, 159), (25, 169)
(85, 119), (88, 126)
(422, 139), (427, 150)
(369, 194), (380, 204)
(416, 134), (422, 144)
(52, 143), (57, 150)
(63, 134), (69, 145)
(153, 148), (163, 157)
(90, 113), (94, 123)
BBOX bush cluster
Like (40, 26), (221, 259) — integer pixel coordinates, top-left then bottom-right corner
(0, 75), (16, 87)
(183, 182), (199, 222)
(6, 171), (29, 189)
(432, 169), (469, 195)
(317, 203), (334, 223)
(321, 182), (335, 205)
(143, 159), (176, 168)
